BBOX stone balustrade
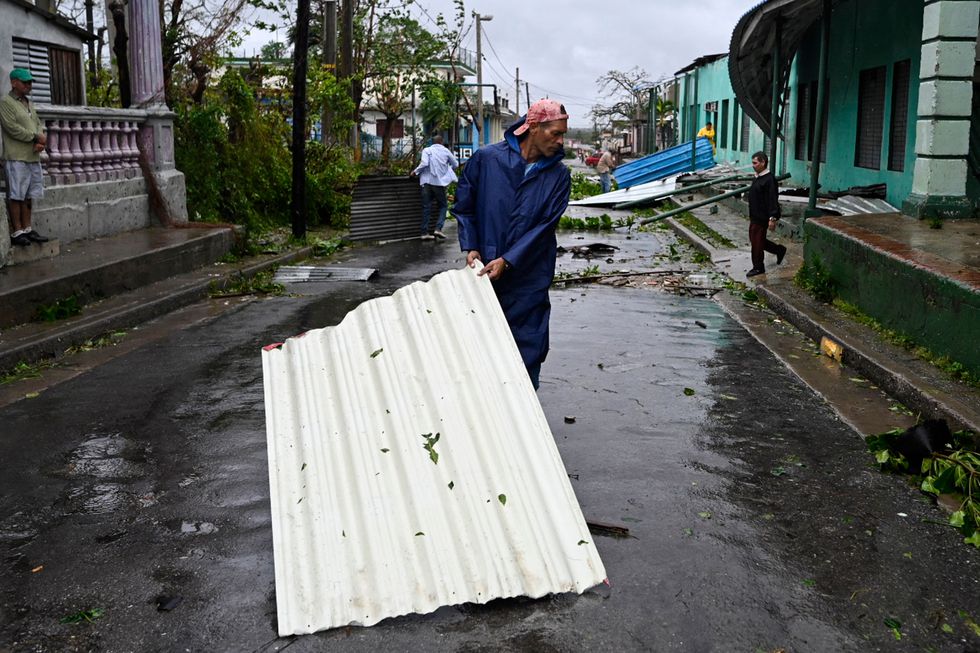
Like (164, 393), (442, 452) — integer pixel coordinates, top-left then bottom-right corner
(36, 106), (150, 186)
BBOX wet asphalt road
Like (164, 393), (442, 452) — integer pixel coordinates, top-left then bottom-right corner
(1, 226), (979, 652)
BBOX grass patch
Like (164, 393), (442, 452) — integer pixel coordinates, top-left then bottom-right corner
(34, 295), (82, 322)
(210, 269), (285, 298)
(793, 257), (836, 303)
(674, 211), (736, 248)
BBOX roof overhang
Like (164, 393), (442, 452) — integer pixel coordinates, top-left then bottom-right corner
(6, 0), (96, 41)
(728, 0), (839, 136)
(674, 53), (727, 77)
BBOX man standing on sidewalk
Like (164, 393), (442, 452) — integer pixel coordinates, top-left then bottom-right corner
(411, 134), (458, 241)
(596, 148), (615, 193)
(0, 68), (48, 247)
(746, 151), (786, 278)
(454, 99), (571, 389)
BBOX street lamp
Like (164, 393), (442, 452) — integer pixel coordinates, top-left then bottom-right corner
(474, 11), (493, 148)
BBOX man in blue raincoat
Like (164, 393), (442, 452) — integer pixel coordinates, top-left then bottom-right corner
(454, 99), (571, 389)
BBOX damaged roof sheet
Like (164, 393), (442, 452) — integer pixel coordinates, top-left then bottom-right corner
(261, 265), (607, 636)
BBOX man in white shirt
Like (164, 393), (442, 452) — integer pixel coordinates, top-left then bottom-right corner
(411, 134), (459, 240)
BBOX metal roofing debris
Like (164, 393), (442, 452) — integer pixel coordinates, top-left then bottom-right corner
(822, 195), (898, 216)
(568, 176), (678, 207)
(729, 0), (842, 135)
(613, 138), (715, 189)
(273, 266), (378, 283)
(261, 265), (607, 636)
(349, 175), (425, 242)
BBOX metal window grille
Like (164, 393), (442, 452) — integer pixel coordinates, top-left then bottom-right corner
(376, 119), (405, 139)
(740, 110), (750, 152)
(888, 59), (911, 172)
(855, 66), (886, 169)
(731, 104), (739, 151)
(795, 83), (810, 160)
(720, 99), (729, 149)
(12, 39), (52, 103)
(813, 80), (829, 163)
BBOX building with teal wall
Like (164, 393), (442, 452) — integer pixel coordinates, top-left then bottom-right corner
(676, 0), (946, 211)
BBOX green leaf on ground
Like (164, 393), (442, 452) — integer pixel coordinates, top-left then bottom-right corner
(698, 511), (712, 520)
(370, 348), (383, 358)
(60, 608), (104, 624)
(683, 387), (695, 396)
(498, 494), (507, 506)
(802, 579), (816, 588)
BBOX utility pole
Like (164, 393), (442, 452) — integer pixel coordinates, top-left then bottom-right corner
(473, 11), (493, 148)
(515, 67), (520, 115)
(525, 81), (530, 109)
(291, 0), (311, 238)
(321, 0), (337, 144)
(340, 0), (356, 153)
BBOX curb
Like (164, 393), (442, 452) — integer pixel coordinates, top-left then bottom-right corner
(666, 212), (980, 434)
(0, 246), (313, 374)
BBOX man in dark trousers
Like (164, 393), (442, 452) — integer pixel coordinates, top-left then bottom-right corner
(746, 151), (786, 278)
(454, 99), (571, 389)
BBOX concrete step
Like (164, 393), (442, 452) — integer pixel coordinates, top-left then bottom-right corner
(9, 238), (60, 265)
(0, 243), (314, 373)
(0, 227), (236, 329)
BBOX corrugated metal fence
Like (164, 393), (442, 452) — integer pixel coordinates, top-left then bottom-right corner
(350, 175), (424, 242)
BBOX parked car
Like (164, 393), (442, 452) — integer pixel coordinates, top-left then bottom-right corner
(585, 152), (601, 167)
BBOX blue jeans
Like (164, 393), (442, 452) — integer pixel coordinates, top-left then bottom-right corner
(527, 362), (541, 390)
(599, 172), (611, 194)
(420, 184), (448, 234)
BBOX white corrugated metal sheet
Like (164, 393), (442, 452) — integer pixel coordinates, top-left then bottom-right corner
(262, 265), (606, 636)
(568, 175), (678, 207)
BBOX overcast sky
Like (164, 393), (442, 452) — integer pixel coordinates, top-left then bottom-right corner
(241, 0), (763, 127)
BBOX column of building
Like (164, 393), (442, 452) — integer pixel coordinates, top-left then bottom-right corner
(904, 0), (980, 218)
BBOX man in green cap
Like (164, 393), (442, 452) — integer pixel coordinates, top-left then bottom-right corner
(0, 67), (48, 246)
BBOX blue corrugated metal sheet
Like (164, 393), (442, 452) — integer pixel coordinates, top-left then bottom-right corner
(613, 138), (715, 189)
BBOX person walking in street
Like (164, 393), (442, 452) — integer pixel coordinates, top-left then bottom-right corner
(746, 151), (786, 278)
(411, 134), (458, 241)
(596, 148), (615, 194)
(697, 121), (716, 152)
(0, 68), (48, 247)
(454, 98), (571, 390)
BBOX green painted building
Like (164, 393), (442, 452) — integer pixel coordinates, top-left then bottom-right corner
(676, 0), (980, 376)
(678, 0), (977, 214)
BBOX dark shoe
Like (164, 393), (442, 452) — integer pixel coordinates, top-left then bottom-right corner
(775, 245), (787, 265)
(746, 268), (765, 278)
(26, 230), (49, 243)
(10, 233), (31, 247)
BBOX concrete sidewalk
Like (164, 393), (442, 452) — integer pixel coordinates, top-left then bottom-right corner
(668, 193), (980, 434)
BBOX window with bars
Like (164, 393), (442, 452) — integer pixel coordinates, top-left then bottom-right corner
(795, 83), (810, 160)
(740, 110), (750, 152)
(888, 59), (911, 172)
(376, 119), (405, 138)
(720, 99), (729, 149)
(855, 65), (886, 169)
(731, 103), (739, 151)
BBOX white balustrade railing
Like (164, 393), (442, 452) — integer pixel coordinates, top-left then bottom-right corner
(36, 106), (150, 186)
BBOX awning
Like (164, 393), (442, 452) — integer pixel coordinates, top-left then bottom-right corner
(729, 0), (840, 136)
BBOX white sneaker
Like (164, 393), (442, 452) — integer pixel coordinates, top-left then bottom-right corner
(433, 230), (447, 240)
(420, 234), (435, 240)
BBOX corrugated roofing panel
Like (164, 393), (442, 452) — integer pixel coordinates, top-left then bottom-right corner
(822, 195), (897, 216)
(262, 265), (606, 636)
(349, 176), (425, 242)
(273, 266), (377, 283)
(568, 175), (678, 207)
(613, 138), (715, 188)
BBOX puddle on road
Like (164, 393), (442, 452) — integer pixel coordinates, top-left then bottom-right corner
(62, 433), (149, 480)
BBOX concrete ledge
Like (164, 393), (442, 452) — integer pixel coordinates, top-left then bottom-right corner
(0, 227), (235, 329)
(804, 216), (980, 376)
(9, 239), (60, 265)
(0, 246), (313, 374)
(755, 281), (980, 434)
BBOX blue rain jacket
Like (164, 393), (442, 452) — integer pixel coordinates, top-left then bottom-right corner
(454, 118), (571, 368)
